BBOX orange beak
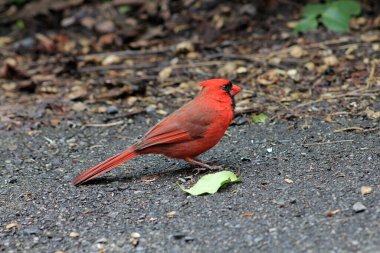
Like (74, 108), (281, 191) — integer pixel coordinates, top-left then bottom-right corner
(231, 84), (241, 96)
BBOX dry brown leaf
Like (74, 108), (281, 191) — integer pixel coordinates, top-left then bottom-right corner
(257, 69), (287, 85)
(361, 186), (373, 195)
(365, 108), (380, 119)
(5, 223), (19, 229)
(325, 209), (340, 217)
(102, 55), (121, 66)
(323, 55), (339, 66)
(0, 36), (13, 47)
(360, 32), (379, 43)
(159, 67), (173, 81)
(66, 85), (87, 100)
(218, 62), (238, 76)
(287, 69), (300, 81)
(175, 41), (195, 55)
(72, 102), (87, 112)
(140, 175), (160, 183)
(166, 211), (176, 218)
(304, 62), (315, 71)
(284, 178), (294, 184)
(289, 45), (306, 58)
(240, 213), (256, 217)
(69, 232), (80, 238)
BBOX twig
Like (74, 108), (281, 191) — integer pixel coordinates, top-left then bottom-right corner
(78, 47), (173, 60)
(292, 98), (323, 109)
(83, 120), (124, 127)
(293, 87), (380, 110)
(79, 62), (166, 73)
(235, 107), (261, 116)
(103, 109), (145, 122)
(334, 127), (364, 133)
(334, 127), (380, 133)
(206, 53), (286, 69)
(367, 60), (377, 88)
(27, 47), (173, 68)
(79, 60), (225, 73)
(303, 140), (354, 147)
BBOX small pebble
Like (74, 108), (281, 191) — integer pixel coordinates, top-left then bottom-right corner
(23, 227), (40, 235)
(184, 236), (195, 242)
(106, 106), (119, 114)
(353, 202), (366, 213)
(172, 233), (186, 240)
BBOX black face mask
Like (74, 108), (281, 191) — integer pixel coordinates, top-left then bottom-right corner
(221, 81), (235, 110)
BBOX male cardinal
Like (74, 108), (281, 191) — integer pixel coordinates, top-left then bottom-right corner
(73, 79), (241, 185)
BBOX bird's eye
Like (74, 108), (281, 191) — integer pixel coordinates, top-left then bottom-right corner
(222, 82), (232, 92)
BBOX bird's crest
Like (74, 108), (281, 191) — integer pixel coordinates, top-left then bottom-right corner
(198, 79), (231, 88)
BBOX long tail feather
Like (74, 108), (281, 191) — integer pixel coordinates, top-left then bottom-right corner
(73, 145), (137, 186)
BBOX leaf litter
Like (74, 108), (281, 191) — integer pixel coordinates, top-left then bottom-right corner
(0, 1), (379, 133)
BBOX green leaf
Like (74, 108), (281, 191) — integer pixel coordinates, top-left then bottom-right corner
(293, 17), (319, 33)
(178, 171), (240, 196)
(252, 113), (268, 124)
(321, 6), (351, 32)
(302, 3), (327, 18)
(118, 5), (131, 14)
(331, 0), (361, 16)
(16, 19), (25, 30)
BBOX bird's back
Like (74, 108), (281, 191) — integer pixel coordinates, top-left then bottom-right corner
(136, 93), (234, 158)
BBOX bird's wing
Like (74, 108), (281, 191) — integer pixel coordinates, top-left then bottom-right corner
(135, 100), (215, 151)
(135, 127), (192, 151)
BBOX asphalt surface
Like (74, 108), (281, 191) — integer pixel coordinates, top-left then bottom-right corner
(1, 115), (379, 253)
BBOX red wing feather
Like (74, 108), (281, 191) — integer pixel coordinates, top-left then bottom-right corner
(135, 129), (191, 151)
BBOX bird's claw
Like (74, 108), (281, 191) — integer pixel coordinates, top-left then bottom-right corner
(192, 165), (224, 175)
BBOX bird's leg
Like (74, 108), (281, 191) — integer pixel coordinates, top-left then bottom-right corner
(193, 157), (215, 165)
(185, 157), (223, 174)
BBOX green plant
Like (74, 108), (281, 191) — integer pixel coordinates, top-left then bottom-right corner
(294, 0), (361, 33)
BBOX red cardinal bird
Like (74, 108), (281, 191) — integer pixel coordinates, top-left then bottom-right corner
(73, 79), (241, 185)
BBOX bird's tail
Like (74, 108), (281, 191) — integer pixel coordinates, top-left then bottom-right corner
(73, 145), (137, 186)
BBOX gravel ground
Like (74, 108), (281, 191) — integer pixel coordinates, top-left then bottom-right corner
(1, 116), (379, 253)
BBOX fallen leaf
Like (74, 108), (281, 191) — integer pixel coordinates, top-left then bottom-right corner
(69, 232), (80, 238)
(166, 211), (176, 218)
(257, 69), (287, 85)
(325, 209), (340, 217)
(360, 186), (372, 195)
(365, 108), (380, 119)
(140, 175), (160, 183)
(240, 213), (255, 217)
(175, 41), (194, 55)
(178, 171), (240, 196)
(0, 36), (13, 47)
(284, 178), (294, 184)
(95, 20), (116, 34)
(102, 55), (121, 66)
(218, 62), (238, 76)
(72, 102), (87, 112)
(304, 62), (315, 71)
(287, 69), (300, 81)
(236, 66), (248, 74)
(252, 113), (268, 124)
(129, 232), (140, 247)
(5, 223), (19, 229)
(159, 67), (173, 81)
(360, 32), (379, 43)
(289, 45), (306, 58)
(323, 55), (339, 66)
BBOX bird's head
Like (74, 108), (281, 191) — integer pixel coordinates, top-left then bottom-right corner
(198, 79), (241, 97)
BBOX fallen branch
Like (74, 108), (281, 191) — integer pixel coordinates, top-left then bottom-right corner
(334, 127), (380, 133)
(83, 120), (124, 127)
(303, 140), (354, 147)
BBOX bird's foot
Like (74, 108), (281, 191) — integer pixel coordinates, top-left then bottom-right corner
(185, 157), (224, 175)
(192, 165), (224, 175)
